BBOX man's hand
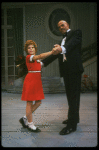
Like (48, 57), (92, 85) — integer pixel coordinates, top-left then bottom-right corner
(52, 47), (59, 55)
(52, 44), (62, 55)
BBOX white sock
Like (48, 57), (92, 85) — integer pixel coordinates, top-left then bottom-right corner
(28, 122), (36, 130)
(23, 115), (27, 119)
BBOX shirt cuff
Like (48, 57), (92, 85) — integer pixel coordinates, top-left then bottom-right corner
(61, 46), (66, 54)
(30, 55), (34, 62)
(40, 62), (44, 68)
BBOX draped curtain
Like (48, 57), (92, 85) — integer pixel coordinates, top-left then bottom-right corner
(12, 8), (23, 58)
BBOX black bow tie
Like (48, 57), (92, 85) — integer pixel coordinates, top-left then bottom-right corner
(63, 32), (68, 38)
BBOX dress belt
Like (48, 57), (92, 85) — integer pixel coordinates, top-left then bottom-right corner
(28, 71), (41, 73)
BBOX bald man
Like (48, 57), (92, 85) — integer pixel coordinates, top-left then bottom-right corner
(42, 20), (84, 135)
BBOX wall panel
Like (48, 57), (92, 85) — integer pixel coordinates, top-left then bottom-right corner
(82, 56), (97, 87)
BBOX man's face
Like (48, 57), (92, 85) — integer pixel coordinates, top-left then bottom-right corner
(58, 20), (69, 34)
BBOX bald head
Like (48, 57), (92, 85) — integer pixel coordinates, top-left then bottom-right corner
(58, 20), (69, 34)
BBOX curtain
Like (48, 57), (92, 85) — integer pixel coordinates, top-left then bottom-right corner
(12, 8), (23, 58)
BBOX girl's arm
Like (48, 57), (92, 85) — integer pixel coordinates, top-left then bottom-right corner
(32, 51), (53, 61)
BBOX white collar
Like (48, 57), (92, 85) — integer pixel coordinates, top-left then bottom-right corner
(67, 29), (71, 32)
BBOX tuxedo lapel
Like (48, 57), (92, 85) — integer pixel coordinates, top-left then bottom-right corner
(59, 30), (74, 45)
(65, 30), (74, 43)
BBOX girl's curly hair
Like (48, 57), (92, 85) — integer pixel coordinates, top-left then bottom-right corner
(24, 40), (37, 55)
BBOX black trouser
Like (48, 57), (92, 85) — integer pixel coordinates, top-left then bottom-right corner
(63, 72), (81, 127)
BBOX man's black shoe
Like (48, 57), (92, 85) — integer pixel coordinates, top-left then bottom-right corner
(62, 119), (68, 124)
(62, 119), (79, 124)
(59, 126), (77, 135)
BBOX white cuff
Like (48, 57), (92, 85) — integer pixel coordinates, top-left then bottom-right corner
(40, 62), (44, 68)
(61, 46), (66, 54)
(30, 55), (34, 62)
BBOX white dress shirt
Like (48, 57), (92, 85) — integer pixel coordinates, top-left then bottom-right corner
(61, 29), (71, 62)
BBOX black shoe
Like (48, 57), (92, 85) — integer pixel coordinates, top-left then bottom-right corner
(62, 119), (68, 124)
(19, 117), (28, 128)
(62, 119), (79, 124)
(59, 126), (77, 135)
(27, 127), (41, 132)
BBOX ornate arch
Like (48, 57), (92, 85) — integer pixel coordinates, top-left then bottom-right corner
(45, 3), (76, 40)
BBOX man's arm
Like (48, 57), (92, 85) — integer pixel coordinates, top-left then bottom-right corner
(41, 54), (59, 67)
(52, 30), (82, 56)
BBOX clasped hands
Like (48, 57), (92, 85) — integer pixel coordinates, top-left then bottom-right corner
(52, 44), (62, 55)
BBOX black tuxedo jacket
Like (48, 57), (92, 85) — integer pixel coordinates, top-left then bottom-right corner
(42, 29), (84, 77)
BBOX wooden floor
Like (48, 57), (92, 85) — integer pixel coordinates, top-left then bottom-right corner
(1, 92), (97, 147)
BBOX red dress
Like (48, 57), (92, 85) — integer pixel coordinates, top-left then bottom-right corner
(21, 55), (45, 101)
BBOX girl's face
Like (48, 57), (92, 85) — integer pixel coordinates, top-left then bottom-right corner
(27, 45), (36, 55)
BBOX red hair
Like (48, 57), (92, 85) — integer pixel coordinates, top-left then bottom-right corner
(24, 40), (37, 54)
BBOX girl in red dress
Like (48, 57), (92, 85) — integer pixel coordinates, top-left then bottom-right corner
(19, 40), (53, 132)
